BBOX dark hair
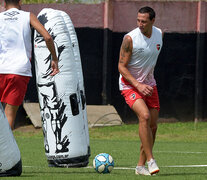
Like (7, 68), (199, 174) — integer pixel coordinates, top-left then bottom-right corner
(138, 6), (156, 20)
(5, 0), (20, 4)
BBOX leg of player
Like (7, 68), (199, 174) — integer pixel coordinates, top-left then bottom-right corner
(146, 108), (159, 175)
(132, 99), (154, 175)
(135, 143), (151, 175)
(139, 143), (146, 166)
(149, 108), (158, 144)
(4, 103), (19, 130)
(137, 109), (158, 170)
(132, 99), (154, 160)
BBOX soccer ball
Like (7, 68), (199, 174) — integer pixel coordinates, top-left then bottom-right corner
(93, 153), (114, 174)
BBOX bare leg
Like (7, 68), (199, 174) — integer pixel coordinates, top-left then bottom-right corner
(4, 103), (19, 130)
(132, 99), (154, 163)
(149, 108), (159, 143)
(138, 143), (147, 166)
(137, 108), (159, 166)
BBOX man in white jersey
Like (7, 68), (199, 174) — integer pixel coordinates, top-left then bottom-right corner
(118, 6), (163, 175)
(0, 0), (59, 130)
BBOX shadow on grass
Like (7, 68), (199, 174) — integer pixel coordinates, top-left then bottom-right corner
(22, 170), (96, 175)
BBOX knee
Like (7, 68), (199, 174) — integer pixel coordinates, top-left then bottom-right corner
(138, 113), (150, 126)
(140, 112), (150, 121)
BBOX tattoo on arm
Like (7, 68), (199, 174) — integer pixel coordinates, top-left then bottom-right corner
(122, 39), (131, 53)
(119, 37), (131, 64)
(118, 36), (135, 86)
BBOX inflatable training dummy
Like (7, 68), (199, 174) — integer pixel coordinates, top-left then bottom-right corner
(0, 103), (22, 176)
(34, 8), (90, 167)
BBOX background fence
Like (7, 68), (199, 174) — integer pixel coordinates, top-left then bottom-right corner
(0, 0), (206, 122)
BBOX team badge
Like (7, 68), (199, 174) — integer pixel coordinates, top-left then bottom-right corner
(156, 44), (160, 51)
(130, 93), (136, 100)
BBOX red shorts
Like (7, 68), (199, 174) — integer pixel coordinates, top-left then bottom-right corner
(0, 74), (30, 106)
(121, 86), (160, 111)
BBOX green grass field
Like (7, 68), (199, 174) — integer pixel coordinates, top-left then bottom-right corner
(9, 122), (207, 179)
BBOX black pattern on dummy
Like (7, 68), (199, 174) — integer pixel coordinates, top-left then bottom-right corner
(38, 82), (69, 154)
(40, 44), (65, 79)
(35, 14), (65, 80)
(34, 13), (69, 154)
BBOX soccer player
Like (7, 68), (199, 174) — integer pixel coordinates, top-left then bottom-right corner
(0, 0), (59, 130)
(118, 6), (163, 175)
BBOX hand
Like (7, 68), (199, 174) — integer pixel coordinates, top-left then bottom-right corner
(135, 83), (153, 96)
(50, 60), (59, 76)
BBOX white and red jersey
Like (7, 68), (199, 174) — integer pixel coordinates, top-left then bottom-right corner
(0, 8), (32, 77)
(119, 26), (162, 90)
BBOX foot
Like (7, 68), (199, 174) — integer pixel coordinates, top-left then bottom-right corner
(147, 159), (160, 175)
(135, 166), (151, 176)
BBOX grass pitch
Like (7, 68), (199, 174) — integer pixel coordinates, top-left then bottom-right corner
(9, 122), (207, 179)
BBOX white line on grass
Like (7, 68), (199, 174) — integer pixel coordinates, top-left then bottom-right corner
(112, 165), (207, 169)
(84, 165), (207, 170)
(22, 164), (207, 169)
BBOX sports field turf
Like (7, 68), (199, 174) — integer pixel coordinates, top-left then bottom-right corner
(9, 122), (207, 179)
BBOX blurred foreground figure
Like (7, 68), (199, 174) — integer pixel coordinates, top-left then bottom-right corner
(0, 0), (59, 129)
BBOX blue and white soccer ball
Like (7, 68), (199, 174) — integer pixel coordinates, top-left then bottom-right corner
(93, 153), (114, 174)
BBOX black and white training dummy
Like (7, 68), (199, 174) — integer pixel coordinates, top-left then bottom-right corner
(0, 103), (22, 176)
(34, 8), (90, 167)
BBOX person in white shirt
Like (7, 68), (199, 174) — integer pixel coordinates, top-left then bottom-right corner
(118, 6), (163, 176)
(0, 0), (59, 130)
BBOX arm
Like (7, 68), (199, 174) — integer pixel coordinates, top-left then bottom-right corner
(118, 35), (153, 96)
(30, 13), (59, 76)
